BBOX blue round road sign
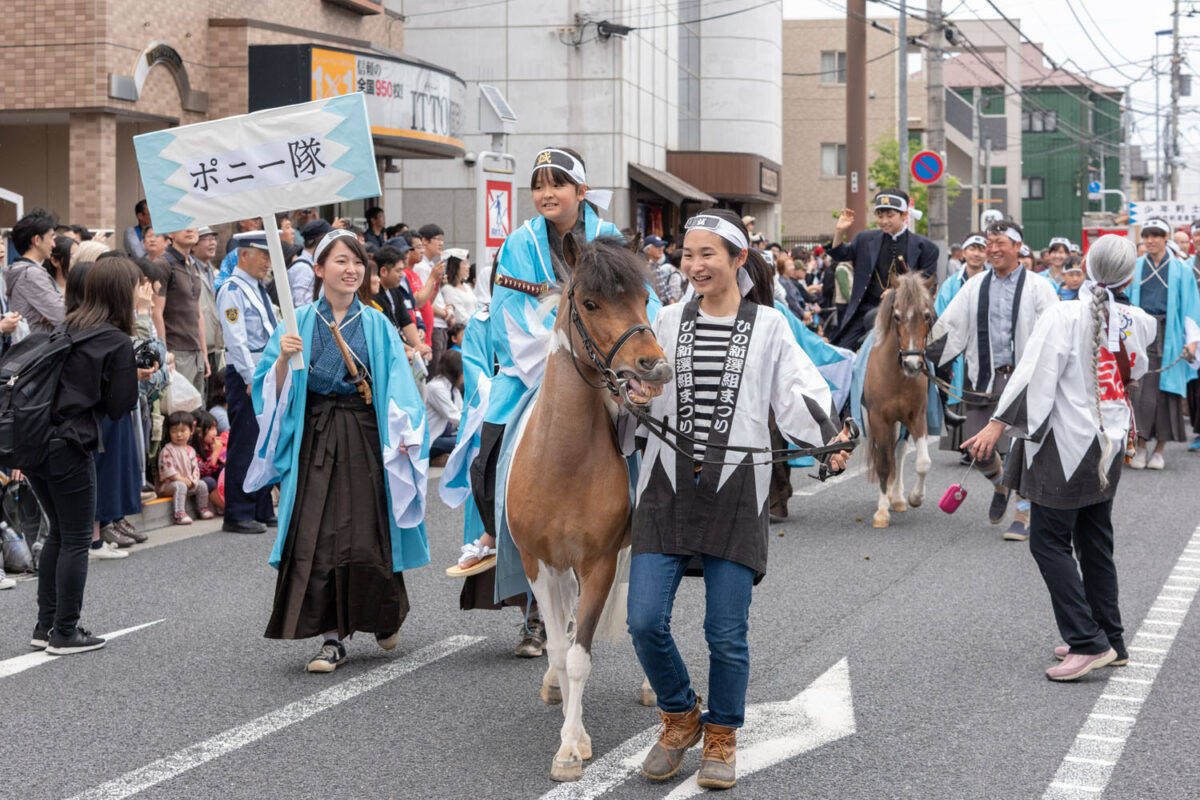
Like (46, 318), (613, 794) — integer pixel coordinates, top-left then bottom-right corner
(910, 150), (944, 184)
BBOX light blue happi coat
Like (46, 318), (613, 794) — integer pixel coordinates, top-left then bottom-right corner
(438, 308), (493, 546)
(1127, 254), (1200, 397)
(934, 271), (966, 399)
(247, 303), (431, 573)
(849, 332), (943, 436)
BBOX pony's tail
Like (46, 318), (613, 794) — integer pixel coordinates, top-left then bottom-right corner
(1090, 285), (1112, 490)
(594, 545), (632, 642)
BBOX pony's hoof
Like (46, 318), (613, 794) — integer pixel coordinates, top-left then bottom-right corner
(541, 683), (563, 705)
(907, 492), (924, 508)
(551, 758), (584, 782)
(579, 735), (593, 761)
(639, 685), (657, 707)
(873, 511), (890, 528)
(891, 500), (908, 513)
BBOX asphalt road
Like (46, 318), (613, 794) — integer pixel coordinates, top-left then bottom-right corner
(3, 444), (1199, 800)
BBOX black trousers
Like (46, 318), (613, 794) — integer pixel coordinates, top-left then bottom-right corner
(224, 366), (274, 523)
(469, 422), (505, 535)
(27, 439), (96, 635)
(1029, 500), (1125, 657)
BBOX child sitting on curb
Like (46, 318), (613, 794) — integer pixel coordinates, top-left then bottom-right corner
(157, 411), (214, 525)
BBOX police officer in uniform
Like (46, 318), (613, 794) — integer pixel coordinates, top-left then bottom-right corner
(218, 231), (278, 534)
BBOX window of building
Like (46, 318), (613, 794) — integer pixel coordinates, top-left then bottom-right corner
(1021, 110), (1058, 132)
(990, 166), (1007, 185)
(821, 143), (847, 177)
(820, 51), (847, 84)
(1021, 176), (1045, 200)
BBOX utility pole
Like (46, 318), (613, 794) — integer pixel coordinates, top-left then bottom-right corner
(973, 92), (982, 222)
(983, 137), (992, 218)
(1121, 84), (1132, 214)
(846, 0), (868, 235)
(925, 0), (949, 268)
(1170, 0), (1182, 200)
(898, 0), (909, 194)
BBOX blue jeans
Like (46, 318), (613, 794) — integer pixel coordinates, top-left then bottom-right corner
(627, 552), (755, 728)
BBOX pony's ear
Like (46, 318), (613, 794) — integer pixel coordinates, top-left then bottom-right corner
(923, 274), (936, 293)
(888, 270), (903, 289)
(563, 232), (581, 270)
(627, 231), (643, 254)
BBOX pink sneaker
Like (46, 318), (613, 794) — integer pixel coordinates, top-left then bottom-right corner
(173, 512), (193, 525)
(1046, 649), (1116, 681)
(1054, 644), (1128, 666)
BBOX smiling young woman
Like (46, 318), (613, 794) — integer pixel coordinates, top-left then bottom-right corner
(628, 209), (851, 790)
(247, 230), (431, 675)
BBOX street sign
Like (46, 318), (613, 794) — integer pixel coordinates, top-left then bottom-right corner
(1128, 201), (1200, 226)
(910, 150), (944, 184)
(475, 152), (517, 273)
(1088, 181), (1103, 194)
(485, 180), (511, 247)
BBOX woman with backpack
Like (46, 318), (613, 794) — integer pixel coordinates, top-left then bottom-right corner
(25, 257), (143, 655)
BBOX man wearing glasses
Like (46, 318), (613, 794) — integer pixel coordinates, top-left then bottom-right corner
(158, 227), (209, 396)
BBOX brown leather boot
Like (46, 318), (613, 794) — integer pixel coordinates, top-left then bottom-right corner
(696, 723), (737, 789)
(641, 701), (703, 780)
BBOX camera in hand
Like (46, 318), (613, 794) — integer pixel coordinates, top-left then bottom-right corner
(133, 339), (159, 370)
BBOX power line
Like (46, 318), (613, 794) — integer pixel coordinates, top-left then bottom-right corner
(633, 0), (780, 30)
(1062, 0), (1143, 82)
(783, 46), (900, 76)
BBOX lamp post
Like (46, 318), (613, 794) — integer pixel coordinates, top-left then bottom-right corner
(1156, 28), (1172, 201)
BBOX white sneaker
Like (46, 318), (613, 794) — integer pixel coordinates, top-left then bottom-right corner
(88, 542), (129, 560)
(1147, 452), (1165, 470)
(0, 576), (14, 590)
(1128, 449), (1147, 470)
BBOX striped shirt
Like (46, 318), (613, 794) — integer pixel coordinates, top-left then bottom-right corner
(691, 310), (735, 462)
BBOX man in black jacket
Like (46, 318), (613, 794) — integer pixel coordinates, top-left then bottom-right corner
(825, 188), (939, 351)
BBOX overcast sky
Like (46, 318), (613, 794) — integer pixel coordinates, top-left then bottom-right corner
(781, 0), (1198, 160)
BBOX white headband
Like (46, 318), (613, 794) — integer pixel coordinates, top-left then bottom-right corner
(1142, 219), (1170, 235)
(313, 229), (359, 264)
(963, 235), (986, 249)
(874, 194), (908, 213)
(991, 226), (1022, 243)
(685, 215), (749, 251)
(1048, 237), (1071, 250)
(532, 148), (613, 210)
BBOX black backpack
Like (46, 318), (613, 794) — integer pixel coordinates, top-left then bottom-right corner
(0, 325), (105, 470)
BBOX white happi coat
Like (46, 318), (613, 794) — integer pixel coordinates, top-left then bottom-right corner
(995, 297), (1157, 508)
(633, 300), (837, 578)
(928, 267), (1060, 394)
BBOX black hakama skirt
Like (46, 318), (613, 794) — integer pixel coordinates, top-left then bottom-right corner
(1131, 316), (1188, 443)
(265, 392), (409, 640)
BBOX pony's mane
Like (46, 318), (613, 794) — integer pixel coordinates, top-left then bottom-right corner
(571, 237), (649, 301)
(874, 271), (934, 340)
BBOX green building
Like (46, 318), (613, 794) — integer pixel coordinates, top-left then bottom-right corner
(945, 44), (1123, 250)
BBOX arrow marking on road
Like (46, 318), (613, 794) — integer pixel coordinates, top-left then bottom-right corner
(1042, 523), (1200, 800)
(68, 634), (485, 800)
(0, 619), (165, 680)
(538, 658), (855, 800)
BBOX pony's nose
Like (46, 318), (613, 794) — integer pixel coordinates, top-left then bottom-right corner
(637, 356), (660, 372)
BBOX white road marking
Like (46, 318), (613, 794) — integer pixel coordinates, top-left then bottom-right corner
(538, 658), (855, 800)
(0, 620), (164, 680)
(68, 635), (484, 800)
(1042, 523), (1200, 800)
(794, 463), (866, 496)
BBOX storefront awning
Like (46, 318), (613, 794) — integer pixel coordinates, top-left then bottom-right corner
(628, 163), (716, 206)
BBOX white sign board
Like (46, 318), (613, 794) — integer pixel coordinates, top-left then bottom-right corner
(1129, 201), (1200, 226)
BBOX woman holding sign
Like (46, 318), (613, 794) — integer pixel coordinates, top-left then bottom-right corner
(247, 230), (430, 673)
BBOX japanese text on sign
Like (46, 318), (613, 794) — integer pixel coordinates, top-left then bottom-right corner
(187, 134), (329, 199)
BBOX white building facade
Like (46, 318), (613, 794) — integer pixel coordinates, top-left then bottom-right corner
(387, 0), (783, 255)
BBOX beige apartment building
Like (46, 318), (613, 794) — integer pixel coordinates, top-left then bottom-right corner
(0, 0), (465, 234)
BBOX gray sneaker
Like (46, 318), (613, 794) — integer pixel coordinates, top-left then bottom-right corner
(100, 524), (136, 548)
(642, 701), (703, 780)
(514, 619), (546, 658)
(114, 518), (147, 544)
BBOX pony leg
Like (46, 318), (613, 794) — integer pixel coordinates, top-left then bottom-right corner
(908, 435), (931, 508)
(890, 426), (908, 512)
(528, 561), (583, 782)
(560, 552), (619, 769)
(541, 664), (562, 705)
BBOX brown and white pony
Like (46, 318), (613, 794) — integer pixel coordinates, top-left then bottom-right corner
(862, 272), (936, 528)
(507, 238), (672, 782)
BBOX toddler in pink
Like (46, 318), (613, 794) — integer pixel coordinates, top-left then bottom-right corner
(157, 411), (214, 524)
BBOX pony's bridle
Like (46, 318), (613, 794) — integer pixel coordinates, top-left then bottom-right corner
(566, 283), (654, 403)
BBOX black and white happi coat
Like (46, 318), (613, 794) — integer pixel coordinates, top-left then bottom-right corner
(994, 297), (1156, 508)
(632, 298), (839, 579)
(926, 267), (1060, 394)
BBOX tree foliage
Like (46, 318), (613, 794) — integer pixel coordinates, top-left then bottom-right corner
(866, 133), (962, 235)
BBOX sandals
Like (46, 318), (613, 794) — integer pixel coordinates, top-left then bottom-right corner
(445, 539), (497, 577)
